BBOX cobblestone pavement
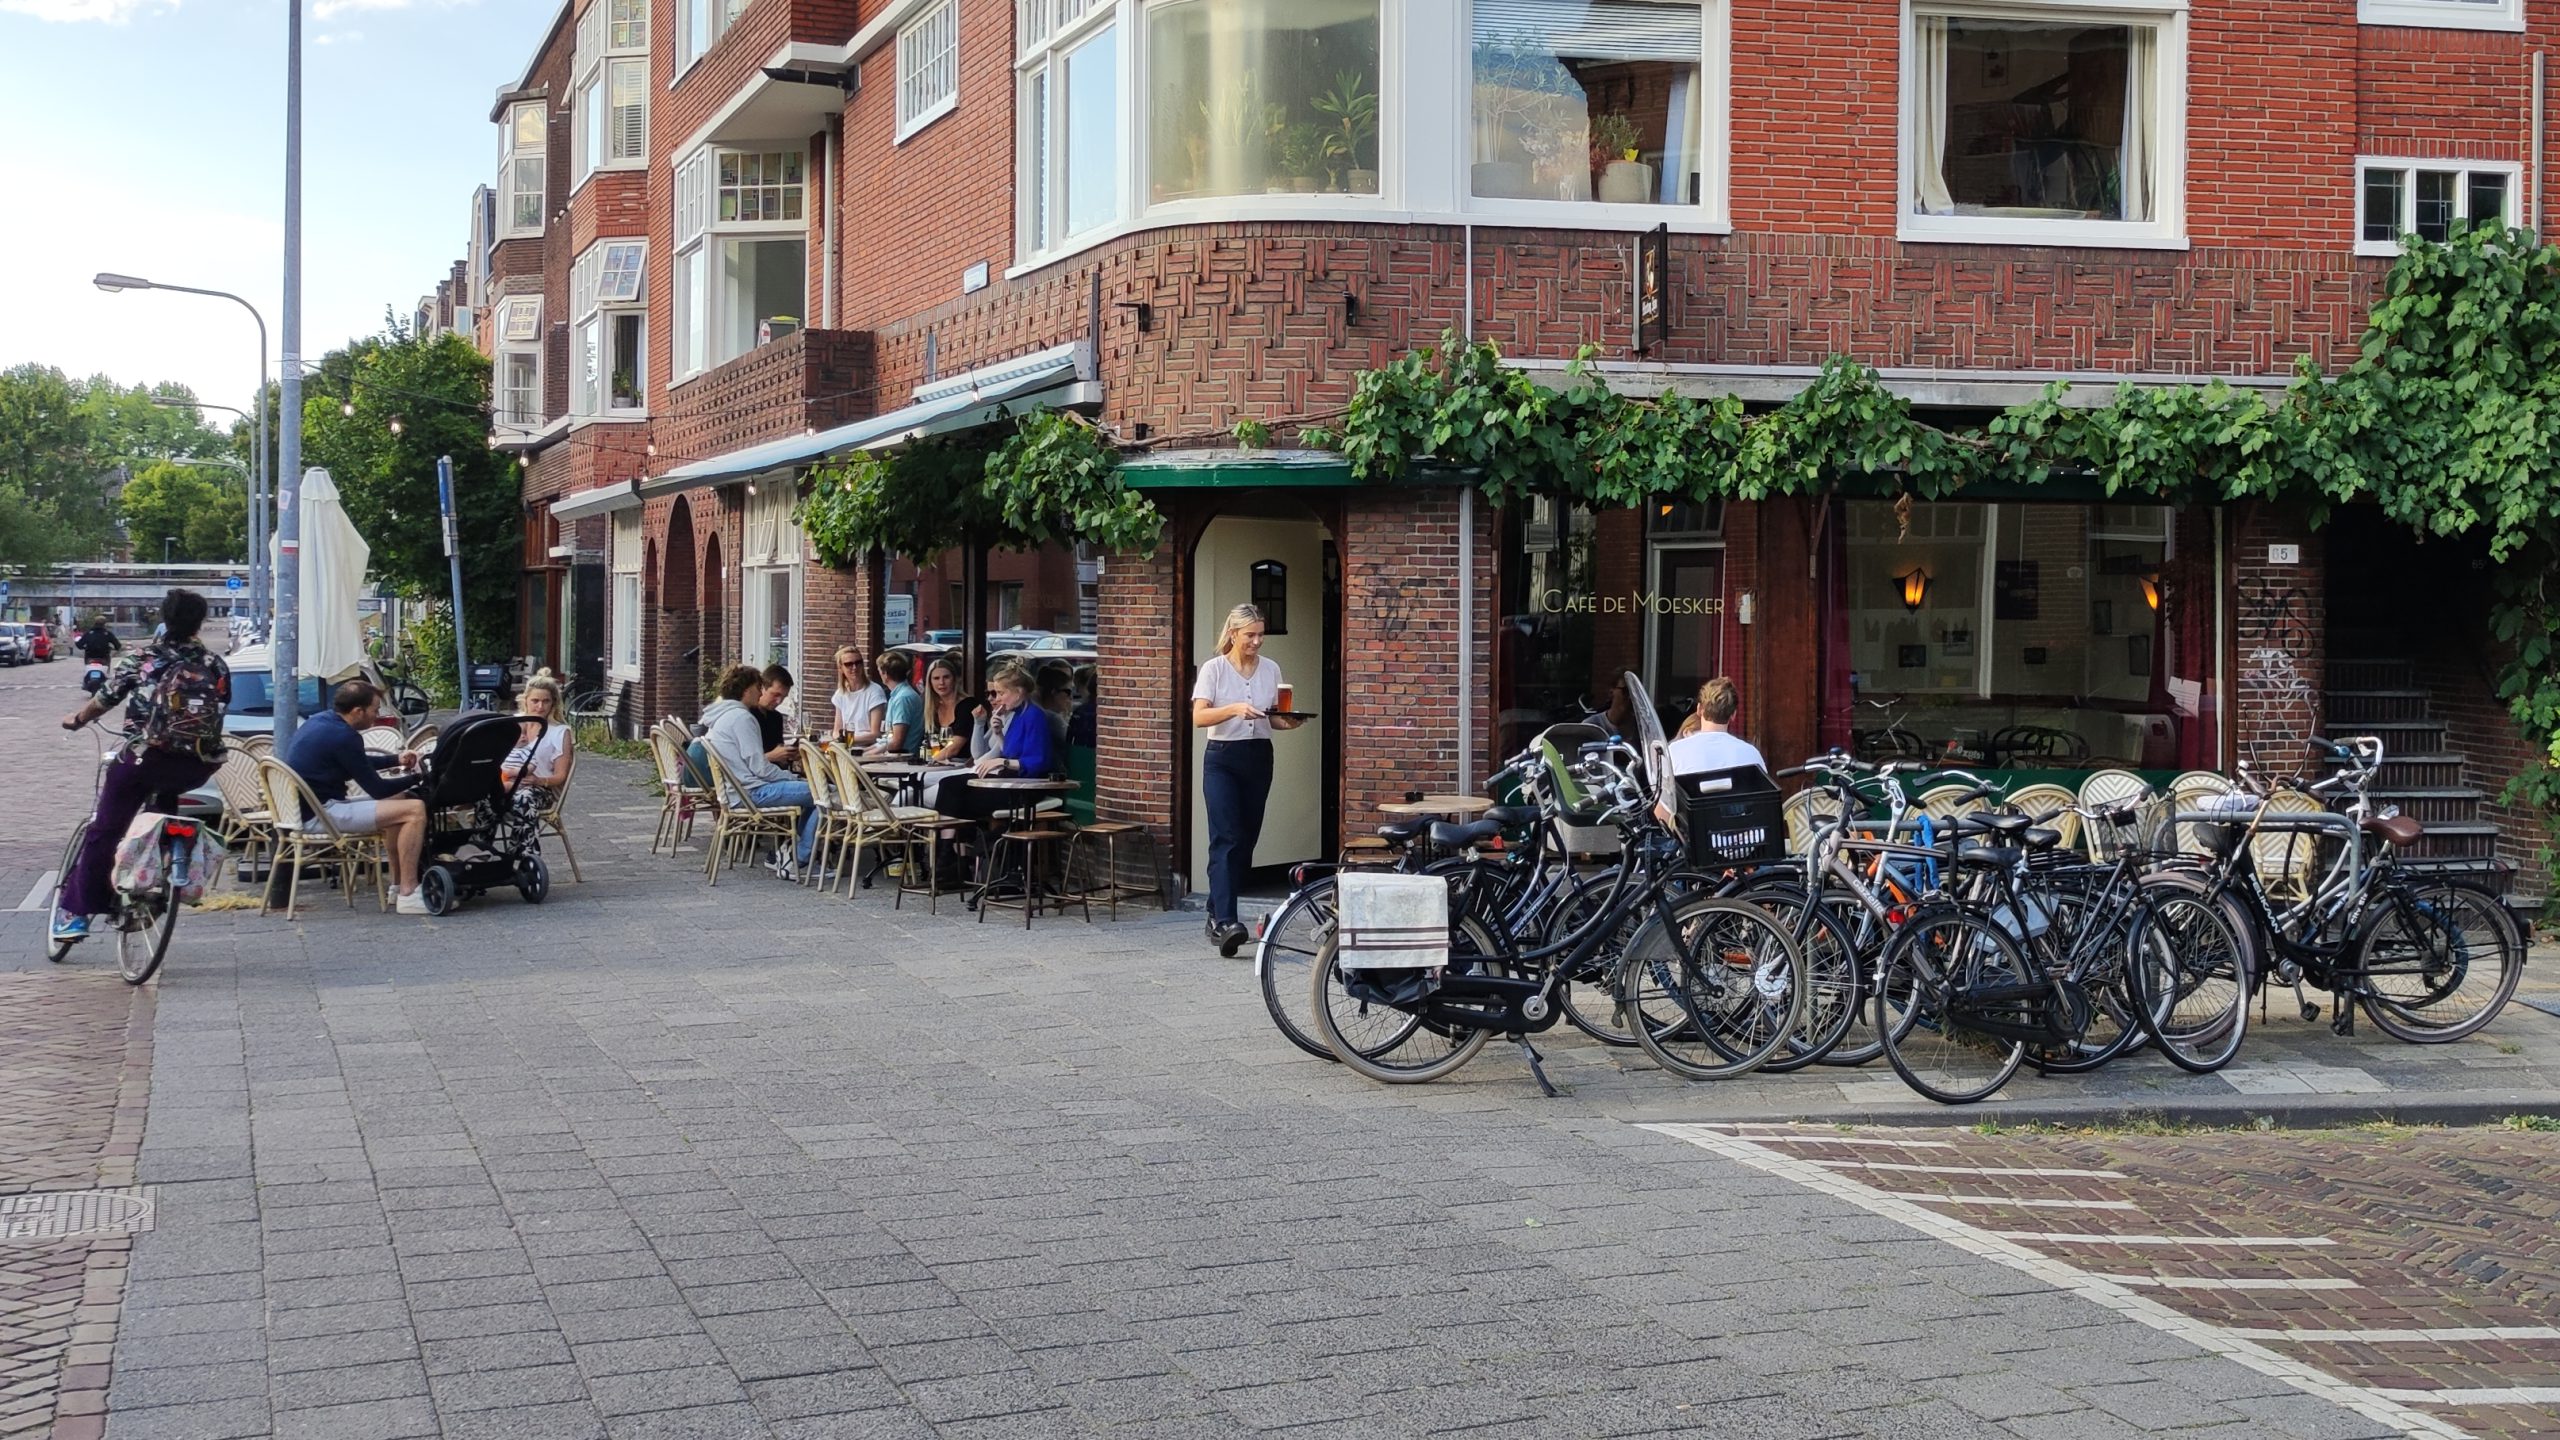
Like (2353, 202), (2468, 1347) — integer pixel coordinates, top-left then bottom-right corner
(0, 652), (2553, 1436)
(1649, 1122), (2559, 1440)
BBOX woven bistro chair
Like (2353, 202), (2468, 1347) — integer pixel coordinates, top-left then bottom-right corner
(2159, 770), (2238, 856)
(253, 757), (389, 919)
(208, 748), (277, 887)
(359, 723), (407, 756)
(797, 740), (855, 888)
(522, 749), (584, 882)
(833, 748), (955, 911)
(1996, 782), (2083, 855)
(1781, 786), (1847, 856)
(696, 747), (798, 885)
(648, 727), (714, 854)
(2250, 789), (2329, 900)
(1914, 784), (1990, 829)
(2076, 768), (2156, 860)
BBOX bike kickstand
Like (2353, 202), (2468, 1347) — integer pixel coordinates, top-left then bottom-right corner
(1515, 1037), (1561, 1098)
(2329, 989), (2357, 1039)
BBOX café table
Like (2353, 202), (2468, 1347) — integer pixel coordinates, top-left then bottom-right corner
(1377, 794), (1496, 822)
(965, 776), (1079, 917)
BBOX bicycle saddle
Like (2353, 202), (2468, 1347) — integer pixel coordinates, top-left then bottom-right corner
(2361, 813), (2423, 848)
(1376, 820), (1428, 845)
(1957, 813), (2033, 837)
(1485, 805), (1540, 829)
(1956, 843), (2025, 869)
(1430, 818), (1505, 849)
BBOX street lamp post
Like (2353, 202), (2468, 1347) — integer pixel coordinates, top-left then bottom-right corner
(94, 275), (270, 638)
(151, 397), (260, 588)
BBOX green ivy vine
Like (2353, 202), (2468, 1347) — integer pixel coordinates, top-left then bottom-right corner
(1323, 226), (2560, 888)
(796, 408), (1161, 569)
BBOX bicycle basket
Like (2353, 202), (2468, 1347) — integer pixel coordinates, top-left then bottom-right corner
(1677, 765), (1785, 866)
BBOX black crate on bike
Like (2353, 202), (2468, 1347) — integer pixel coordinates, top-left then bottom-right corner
(1676, 765), (1785, 866)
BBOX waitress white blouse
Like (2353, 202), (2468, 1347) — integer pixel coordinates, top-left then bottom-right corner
(1192, 653), (1281, 741)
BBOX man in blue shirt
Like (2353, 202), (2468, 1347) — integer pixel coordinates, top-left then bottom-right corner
(868, 650), (926, 758)
(282, 680), (432, 914)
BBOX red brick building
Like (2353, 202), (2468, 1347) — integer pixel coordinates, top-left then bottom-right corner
(478, 0), (2547, 899)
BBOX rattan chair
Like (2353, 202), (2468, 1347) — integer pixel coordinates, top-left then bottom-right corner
(2161, 770), (2238, 856)
(208, 749), (277, 887)
(1781, 786), (1846, 856)
(523, 748), (583, 882)
(832, 748), (955, 910)
(797, 740), (854, 888)
(2251, 789), (2328, 900)
(2076, 768), (2156, 860)
(697, 747), (798, 885)
(254, 757), (389, 919)
(1997, 782), (2083, 854)
(648, 728), (713, 854)
(359, 723), (406, 756)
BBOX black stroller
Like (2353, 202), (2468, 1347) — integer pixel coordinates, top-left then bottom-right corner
(412, 711), (552, 915)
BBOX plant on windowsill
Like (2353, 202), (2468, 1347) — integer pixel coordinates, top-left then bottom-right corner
(1313, 71), (1379, 194)
(1591, 113), (1653, 205)
(1200, 77), (1284, 198)
(1279, 123), (1327, 195)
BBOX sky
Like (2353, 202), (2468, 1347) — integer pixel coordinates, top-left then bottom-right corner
(0, 0), (556, 413)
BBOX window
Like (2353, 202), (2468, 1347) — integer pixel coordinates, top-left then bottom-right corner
(610, 510), (642, 676)
(573, 242), (648, 417)
(498, 349), (542, 429)
(670, 148), (807, 379)
(741, 484), (803, 670)
(1470, 0), (1709, 209)
(1903, 5), (2183, 247)
(574, 2), (648, 184)
(609, 0), (647, 49)
(497, 295), (543, 344)
(679, 0), (747, 70)
(898, 0), (961, 139)
(1147, 0), (1380, 202)
(1251, 560), (1287, 635)
(2356, 158), (2517, 255)
(2358, 0), (2521, 30)
(499, 101), (546, 236)
(1018, 2), (1121, 255)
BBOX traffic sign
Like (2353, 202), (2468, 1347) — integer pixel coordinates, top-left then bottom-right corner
(226, 574), (244, 592)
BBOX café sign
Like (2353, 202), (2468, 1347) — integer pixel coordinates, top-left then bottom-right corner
(1536, 588), (1724, 616)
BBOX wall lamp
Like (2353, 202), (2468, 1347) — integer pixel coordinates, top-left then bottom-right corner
(1897, 566), (1931, 612)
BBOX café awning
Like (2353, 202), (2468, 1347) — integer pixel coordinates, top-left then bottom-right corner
(549, 478), (643, 523)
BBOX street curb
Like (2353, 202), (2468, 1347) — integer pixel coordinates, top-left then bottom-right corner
(1611, 1088), (2560, 1132)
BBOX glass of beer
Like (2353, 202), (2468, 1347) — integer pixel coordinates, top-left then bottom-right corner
(1275, 683), (1294, 714)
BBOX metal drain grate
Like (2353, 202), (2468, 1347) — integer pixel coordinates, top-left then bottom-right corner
(0, 1189), (156, 1242)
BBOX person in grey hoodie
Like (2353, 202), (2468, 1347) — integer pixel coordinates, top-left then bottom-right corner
(702, 664), (818, 877)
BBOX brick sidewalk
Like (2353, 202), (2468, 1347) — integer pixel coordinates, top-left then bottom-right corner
(0, 969), (154, 1439)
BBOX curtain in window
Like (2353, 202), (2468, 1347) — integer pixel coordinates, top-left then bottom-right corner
(1473, 0), (1702, 61)
(1912, 17), (1952, 215)
(2117, 27), (2154, 224)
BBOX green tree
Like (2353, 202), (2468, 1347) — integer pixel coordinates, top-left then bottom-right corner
(299, 328), (517, 657)
(0, 365), (115, 567)
(118, 461), (248, 563)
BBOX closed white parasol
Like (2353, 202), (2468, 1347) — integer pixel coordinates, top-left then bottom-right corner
(294, 467), (371, 682)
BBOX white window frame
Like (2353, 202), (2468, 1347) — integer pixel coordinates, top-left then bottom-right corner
(897, 0), (962, 140)
(739, 482), (805, 674)
(2354, 156), (2521, 257)
(497, 347), (544, 430)
(609, 510), (643, 678)
(1459, 0), (1733, 230)
(1016, 0), (1121, 258)
(1896, 0), (2189, 251)
(573, 241), (650, 418)
(499, 100), (547, 238)
(2358, 0), (2521, 30)
(574, 4), (649, 187)
(677, 0), (749, 77)
(668, 146), (808, 382)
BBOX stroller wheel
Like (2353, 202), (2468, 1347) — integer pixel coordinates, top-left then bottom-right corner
(421, 865), (458, 916)
(515, 855), (550, 906)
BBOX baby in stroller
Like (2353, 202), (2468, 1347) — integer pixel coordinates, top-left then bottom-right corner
(406, 711), (555, 914)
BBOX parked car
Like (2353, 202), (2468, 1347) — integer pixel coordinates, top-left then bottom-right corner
(922, 629), (964, 648)
(991, 642), (1097, 669)
(1023, 633), (1096, 654)
(980, 629), (1052, 658)
(0, 625), (25, 666)
(16, 624), (55, 662)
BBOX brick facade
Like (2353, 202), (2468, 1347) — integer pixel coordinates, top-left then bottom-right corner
(2231, 506), (2328, 778)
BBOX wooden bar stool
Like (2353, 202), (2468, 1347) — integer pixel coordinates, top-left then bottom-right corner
(1067, 821), (1161, 921)
(978, 826), (1084, 928)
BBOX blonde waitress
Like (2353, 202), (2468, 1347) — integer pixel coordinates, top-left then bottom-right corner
(1190, 603), (1303, 955)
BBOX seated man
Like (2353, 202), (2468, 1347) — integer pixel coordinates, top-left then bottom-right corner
(754, 663), (798, 766)
(282, 680), (432, 914)
(865, 650), (925, 759)
(701, 664), (819, 879)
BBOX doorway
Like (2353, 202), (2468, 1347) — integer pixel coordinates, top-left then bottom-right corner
(1188, 505), (1336, 895)
(1645, 544), (1725, 724)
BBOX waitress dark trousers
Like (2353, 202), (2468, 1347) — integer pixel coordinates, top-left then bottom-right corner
(1201, 738), (1273, 925)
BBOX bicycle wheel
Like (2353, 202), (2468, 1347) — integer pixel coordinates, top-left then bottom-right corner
(1255, 876), (1398, 1063)
(115, 884), (177, 986)
(1306, 918), (1501, 1085)
(2019, 876), (2143, 1075)
(1729, 881), (1859, 1073)
(1548, 868), (1641, 1047)
(2125, 885), (2250, 1073)
(1874, 910), (2027, 1105)
(2355, 881), (2523, 1043)
(46, 820), (88, 964)
(1619, 895), (1806, 1081)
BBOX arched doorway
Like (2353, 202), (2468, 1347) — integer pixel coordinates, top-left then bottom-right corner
(701, 533), (726, 677)
(661, 499), (699, 720)
(1185, 498), (1339, 896)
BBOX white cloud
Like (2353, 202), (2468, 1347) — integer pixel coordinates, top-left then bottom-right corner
(0, 0), (172, 22)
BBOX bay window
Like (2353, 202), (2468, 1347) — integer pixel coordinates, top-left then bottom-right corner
(573, 241), (648, 418)
(1903, 3), (2184, 247)
(573, 0), (648, 186)
(499, 101), (545, 237)
(1145, 0), (1381, 202)
(671, 147), (806, 379)
(1019, 2), (1121, 253)
(2357, 158), (2516, 256)
(496, 296), (544, 428)
(1470, 0), (1711, 209)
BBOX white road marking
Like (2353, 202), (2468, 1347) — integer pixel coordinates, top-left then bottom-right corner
(2375, 1387), (2560, 1405)
(1887, 1192), (2139, 1210)
(1641, 1123), (2473, 1440)
(2232, 1327), (2560, 1343)
(2105, 1275), (2363, 1292)
(1996, 1232), (2338, 1248)
(1812, 1160), (2126, 1178)
(1683, 1124), (1955, 1148)
(15, 871), (58, 912)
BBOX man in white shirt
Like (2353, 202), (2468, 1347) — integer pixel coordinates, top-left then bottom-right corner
(1659, 677), (1768, 828)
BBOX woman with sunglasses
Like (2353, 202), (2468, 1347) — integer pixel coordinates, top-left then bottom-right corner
(829, 646), (887, 747)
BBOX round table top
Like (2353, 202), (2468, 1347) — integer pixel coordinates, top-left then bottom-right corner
(972, 775), (1078, 792)
(1378, 795), (1496, 818)
(854, 758), (928, 774)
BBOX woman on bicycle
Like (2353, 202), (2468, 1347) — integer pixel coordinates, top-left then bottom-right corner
(52, 589), (229, 946)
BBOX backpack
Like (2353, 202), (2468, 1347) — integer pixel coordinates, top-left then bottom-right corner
(136, 649), (230, 761)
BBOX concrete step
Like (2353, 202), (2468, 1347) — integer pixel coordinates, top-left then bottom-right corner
(2329, 720), (2446, 753)
(2326, 689), (2434, 724)
(2371, 787), (2488, 823)
(2377, 753), (2469, 789)
(2328, 657), (2417, 689)
(2406, 822), (2503, 862)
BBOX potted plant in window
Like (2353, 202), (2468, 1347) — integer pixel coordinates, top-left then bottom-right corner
(1313, 71), (1379, 194)
(1279, 123), (1327, 194)
(1592, 113), (1654, 204)
(1201, 78), (1282, 196)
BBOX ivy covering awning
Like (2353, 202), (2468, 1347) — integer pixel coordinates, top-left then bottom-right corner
(640, 344), (1094, 500)
(1118, 450), (1359, 489)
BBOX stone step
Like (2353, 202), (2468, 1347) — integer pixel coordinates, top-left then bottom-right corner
(2328, 657), (2416, 689)
(2325, 689), (2434, 724)
(2328, 720), (2446, 753)
(2377, 753), (2469, 789)
(2406, 822), (2503, 862)
(2370, 787), (2488, 823)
